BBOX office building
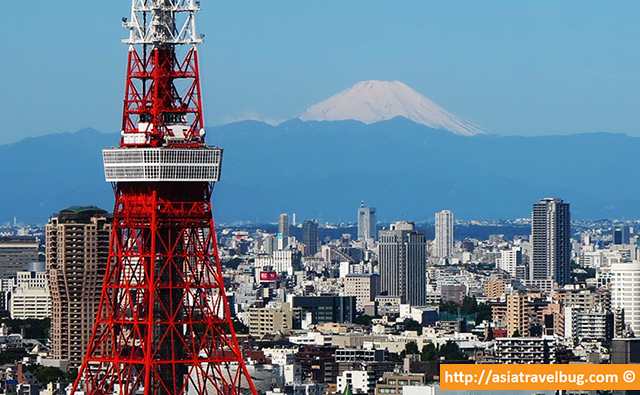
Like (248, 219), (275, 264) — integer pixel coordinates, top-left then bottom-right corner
(9, 262), (50, 320)
(613, 224), (630, 245)
(302, 220), (319, 256)
(611, 261), (640, 334)
(357, 201), (377, 241)
(531, 198), (571, 286)
(46, 206), (111, 369)
(248, 302), (293, 337)
(291, 296), (356, 324)
(378, 221), (427, 306)
(434, 210), (453, 259)
(344, 274), (380, 311)
(0, 237), (39, 279)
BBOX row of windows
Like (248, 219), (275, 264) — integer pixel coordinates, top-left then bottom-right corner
(104, 148), (221, 165)
(105, 165), (220, 180)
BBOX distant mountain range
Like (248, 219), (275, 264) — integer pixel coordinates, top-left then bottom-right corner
(2, 119), (640, 225)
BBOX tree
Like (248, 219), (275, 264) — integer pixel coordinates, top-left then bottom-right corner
(403, 318), (421, 334)
(439, 300), (459, 315)
(232, 318), (249, 334)
(438, 341), (468, 361)
(27, 364), (76, 385)
(475, 302), (492, 325)
(420, 343), (437, 361)
(404, 341), (419, 355)
(355, 314), (374, 326)
(460, 296), (478, 315)
(512, 329), (521, 338)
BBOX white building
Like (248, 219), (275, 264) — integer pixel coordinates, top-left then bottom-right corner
(611, 261), (640, 334)
(434, 210), (453, 260)
(357, 202), (377, 242)
(10, 269), (50, 319)
(336, 370), (376, 395)
(497, 247), (522, 278)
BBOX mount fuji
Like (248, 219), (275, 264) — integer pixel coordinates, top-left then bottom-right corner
(297, 80), (487, 136)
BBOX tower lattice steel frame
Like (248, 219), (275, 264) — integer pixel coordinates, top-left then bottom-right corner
(70, 1), (258, 395)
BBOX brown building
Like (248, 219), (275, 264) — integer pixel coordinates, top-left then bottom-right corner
(46, 206), (110, 369)
(557, 285), (611, 311)
(375, 372), (426, 395)
(483, 279), (506, 299)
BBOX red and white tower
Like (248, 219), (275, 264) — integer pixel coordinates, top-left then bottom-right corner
(71, 1), (258, 395)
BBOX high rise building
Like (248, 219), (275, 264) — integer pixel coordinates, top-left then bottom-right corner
(303, 220), (319, 256)
(611, 261), (640, 334)
(378, 221), (427, 306)
(531, 198), (571, 286)
(46, 206), (110, 369)
(434, 210), (453, 259)
(357, 201), (377, 241)
(279, 213), (290, 239)
(613, 224), (630, 245)
(279, 213), (290, 250)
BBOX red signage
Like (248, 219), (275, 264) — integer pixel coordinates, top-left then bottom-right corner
(260, 271), (277, 281)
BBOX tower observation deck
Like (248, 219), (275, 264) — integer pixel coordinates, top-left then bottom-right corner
(70, 1), (258, 395)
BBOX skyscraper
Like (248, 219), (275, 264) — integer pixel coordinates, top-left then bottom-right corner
(434, 210), (454, 259)
(279, 213), (290, 239)
(278, 213), (290, 250)
(357, 201), (377, 241)
(303, 220), (319, 256)
(378, 221), (427, 306)
(531, 198), (571, 286)
(46, 206), (110, 369)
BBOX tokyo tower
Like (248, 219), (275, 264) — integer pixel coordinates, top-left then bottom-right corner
(70, 1), (258, 395)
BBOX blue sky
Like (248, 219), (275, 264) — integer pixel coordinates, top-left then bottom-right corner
(2, 1), (640, 144)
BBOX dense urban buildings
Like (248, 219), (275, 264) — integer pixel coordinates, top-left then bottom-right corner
(434, 210), (453, 261)
(357, 202), (377, 242)
(0, 196), (637, 393)
(531, 198), (571, 286)
(378, 221), (427, 306)
(46, 206), (110, 369)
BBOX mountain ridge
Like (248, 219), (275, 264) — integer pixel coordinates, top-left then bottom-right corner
(1, 121), (639, 224)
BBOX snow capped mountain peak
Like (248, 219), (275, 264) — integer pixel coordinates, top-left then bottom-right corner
(297, 80), (487, 136)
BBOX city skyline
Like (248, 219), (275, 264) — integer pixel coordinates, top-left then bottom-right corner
(2, 1), (639, 392)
